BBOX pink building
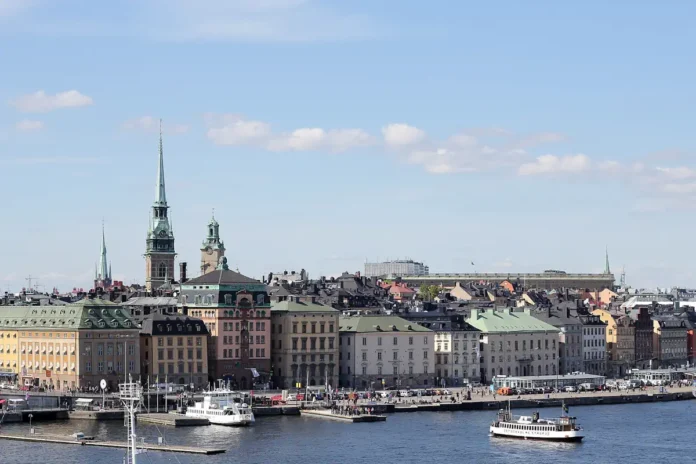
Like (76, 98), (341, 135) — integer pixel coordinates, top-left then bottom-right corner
(181, 257), (271, 389)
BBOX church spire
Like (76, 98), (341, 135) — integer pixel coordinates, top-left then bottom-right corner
(98, 221), (108, 280)
(604, 246), (611, 275)
(155, 119), (167, 206)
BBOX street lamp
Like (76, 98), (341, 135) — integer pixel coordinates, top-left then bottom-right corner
(28, 413), (34, 434)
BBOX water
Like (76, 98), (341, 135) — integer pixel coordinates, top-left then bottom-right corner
(3, 401), (696, 464)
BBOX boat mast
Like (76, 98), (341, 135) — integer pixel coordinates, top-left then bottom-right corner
(120, 375), (142, 464)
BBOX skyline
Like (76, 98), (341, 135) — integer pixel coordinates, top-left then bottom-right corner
(2, 1), (696, 291)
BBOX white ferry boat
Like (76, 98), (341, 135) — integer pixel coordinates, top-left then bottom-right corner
(185, 390), (255, 426)
(490, 403), (584, 442)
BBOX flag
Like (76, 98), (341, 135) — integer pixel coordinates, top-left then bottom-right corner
(251, 368), (260, 378)
(563, 403), (569, 413)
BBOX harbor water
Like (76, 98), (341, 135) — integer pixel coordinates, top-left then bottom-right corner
(2, 401), (695, 464)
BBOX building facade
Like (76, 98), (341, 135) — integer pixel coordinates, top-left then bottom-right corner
(270, 296), (339, 389)
(139, 314), (209, 388)
(399, 312), (480, 386)
(145, 128), (176, 292)
(0, 297), (140, 390)
(200, 214), (225, 276)
(338, 315), (434, 389)
(593, 309), (635, 377)
(181, 258), (271, 390)
(466, 308), (560, 384)
(652, 315), (688, 368)
(580, 314), (607, 376)
(629, 307), (654, 369)
(529, 307), (583, 375)
(364, 260), (429, 278)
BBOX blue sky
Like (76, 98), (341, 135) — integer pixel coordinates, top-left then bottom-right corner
(1, 0), (695, 291)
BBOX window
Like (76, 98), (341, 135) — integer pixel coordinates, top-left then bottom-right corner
(362, 366), (367, 375)
(320, 338), (325, 350)
(424, 336), (428, 345)
(362, 337), (367, 346)
(301, 338), (307, 350)
(86, 361), (92, 372)
(393, 365), (398, 375)
(378, 337), (382, 346)
(377, 352), (382, 360)
(409, 337), (414, 345)
(329, 324), (334, 333)
(362, 352), (367, 361)
(329, 338), (334, 349)
(393, 351), (398, 361)
(97, 344), (104, 356)
(292, 338), (298, 350)
(320, 323), (325, 334)
(310, 338), (317, 350)
(393, 337), (398, 346)
(302, 323), (307, 334)
(378, 366), (382, 375)
(409, 351), (413, 360)
(423, 351), (428, 359)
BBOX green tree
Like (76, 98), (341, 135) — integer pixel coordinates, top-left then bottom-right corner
(420, 285), (440, 301)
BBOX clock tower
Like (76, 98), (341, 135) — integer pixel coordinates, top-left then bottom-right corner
(200, 212), (225, 275)
(145, 122), (176, 292)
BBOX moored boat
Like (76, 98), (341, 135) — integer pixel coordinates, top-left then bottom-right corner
(185, 389), (254, 426)
(489, 402), (584, 442)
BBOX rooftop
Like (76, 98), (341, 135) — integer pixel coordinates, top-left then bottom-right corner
(271, 298), (338, 314)
(467, 308), (560, 333)
(339, 315), (432, 333)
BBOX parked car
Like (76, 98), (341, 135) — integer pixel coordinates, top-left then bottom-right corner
(564, 385), (578, 393)
(579, 383), (596, 392)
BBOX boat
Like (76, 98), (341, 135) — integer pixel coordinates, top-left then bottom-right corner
(185, 389), (254, 426)
(489, 402), (584, 442)
(692, 380), (696, 398)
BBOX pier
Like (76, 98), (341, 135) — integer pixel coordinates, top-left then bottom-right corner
(301, 409), (386, 423)
(137, 413), (210, 426)
(0, 433), (226, 455)
(68, 409), (124, 421)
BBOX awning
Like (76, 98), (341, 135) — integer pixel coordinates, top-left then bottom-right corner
(75, 398), (94, 404)
(0, 399), (6, 405)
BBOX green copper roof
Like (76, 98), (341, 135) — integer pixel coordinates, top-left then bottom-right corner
(466, 308), (560, 333)
(0, 298), (139, 330)
(339, 315), (432, 333)
(271, 299), (339, 313)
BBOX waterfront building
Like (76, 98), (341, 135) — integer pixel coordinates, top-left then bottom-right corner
(364, 259), (429, 278)
(492, 373), (606, 390)
(94, 223), (112, 290)
(652, 314), (688, 368)
(270, 295), (339, 389)
(593, 309), (635, 377)
(139, 314), (209, 388)
(145, 127), (176, 292)
(399, 312), (481, 386)
(180, 258), (271, 389)
(465, 308), (560, 384)
(200, 213), (225, 276)
(529, 307), (583, 375)
(579, 314), (607, 376)
(628, 307), (654, 369)
(400, 269), (614, 291)
(0, 297), (140, 390)
(338, 315), (434, 389)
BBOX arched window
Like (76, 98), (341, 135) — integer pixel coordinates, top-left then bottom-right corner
(158, 262), (167, 278)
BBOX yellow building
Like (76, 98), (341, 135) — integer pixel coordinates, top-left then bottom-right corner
(0, 297), (141, 390)
(592, 309), (635, 377)
(0, 328), (19, 384)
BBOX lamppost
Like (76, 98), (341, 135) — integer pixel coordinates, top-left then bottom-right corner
(28, 413), (34, 434)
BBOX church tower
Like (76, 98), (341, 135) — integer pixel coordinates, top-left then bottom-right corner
(200, 212), (225, 275)
(145, 121), (176, 292)
(94, 222), (112, 290)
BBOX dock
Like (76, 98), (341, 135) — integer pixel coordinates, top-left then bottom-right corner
(253, 406), (300, 416)
(68, 409), (124, 421)
(0, 433), (225, 455)
(137, 413), (209, 426)
(300, 409), (386, 423)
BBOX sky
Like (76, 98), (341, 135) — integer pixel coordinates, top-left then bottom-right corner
(1, 0), (695, 292)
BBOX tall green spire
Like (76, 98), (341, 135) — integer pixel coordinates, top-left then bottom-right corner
(604, 246), (611, 274)
(155, 119), (167, 206)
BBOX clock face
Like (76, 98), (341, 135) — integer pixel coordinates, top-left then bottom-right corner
(206, 247), (213, 255)
(159, 230), (167, 237)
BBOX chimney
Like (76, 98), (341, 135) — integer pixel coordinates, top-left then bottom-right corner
(567, 307), (571, 319)
(674, 301), (680, 312)
(355, 271), (361, 278)
(547, 307), (551, 318)
(180, 262), (188, 283)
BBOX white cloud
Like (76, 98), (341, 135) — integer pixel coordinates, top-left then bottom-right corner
(15, 119), (44, 131)
(11, 90), (93, 113)
(122, 116), (189, 134)
(661, 183), (696, 195)
(655, 166), (696, 180)
(598, 160), (621, 173)
(382, 123), (426, 147)
(207, 114), (373, 152)
(518, 154), (591, 176)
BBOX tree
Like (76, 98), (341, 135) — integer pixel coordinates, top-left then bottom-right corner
(420, 285), (440, 301)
